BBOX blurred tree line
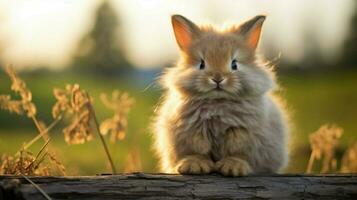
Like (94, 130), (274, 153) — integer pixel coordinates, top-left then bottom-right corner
(72, 0), (357, 73)
(70, 0), (132, 76)
(0, 0), (357, 74)
(339, 1), (357, 68)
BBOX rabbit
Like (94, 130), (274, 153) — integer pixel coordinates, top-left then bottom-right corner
(152, 14), (289, 176)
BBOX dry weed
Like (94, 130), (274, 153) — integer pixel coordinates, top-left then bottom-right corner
(0, 141), (52, 176)
(1, 66), (135, 175)
(52, 84), (94, 144)
(0, 66), (65, 176)
(52, 85), (119, 173)
(100, 90), (134, 143)
(340, 142), (357, 173)
(0, 152), (49, 176)
(0, 66), (36, 117)
(306, 124), (343, 173)
(1, 141), (66, 176)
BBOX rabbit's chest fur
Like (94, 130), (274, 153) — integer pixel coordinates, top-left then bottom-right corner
(176, 98), (265, 161)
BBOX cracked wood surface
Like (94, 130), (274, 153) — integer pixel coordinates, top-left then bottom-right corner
(1, 173), (357, 200)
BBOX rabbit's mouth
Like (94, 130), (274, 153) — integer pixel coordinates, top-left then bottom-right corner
(214, 85), (224, 91)
(204, 88), (235, 100)
(211, 87), (227, 94)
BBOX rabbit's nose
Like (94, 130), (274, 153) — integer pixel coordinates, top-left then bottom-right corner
(212, 74), (223, 83)
(211, 78), (223, 84)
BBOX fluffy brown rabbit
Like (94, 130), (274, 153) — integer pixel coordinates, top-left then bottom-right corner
(153, 14), (289, 176)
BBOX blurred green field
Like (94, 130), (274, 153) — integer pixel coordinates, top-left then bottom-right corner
(0, 70), (356, 175)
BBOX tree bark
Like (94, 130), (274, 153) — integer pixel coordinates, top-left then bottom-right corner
(1, 173), (357, 200)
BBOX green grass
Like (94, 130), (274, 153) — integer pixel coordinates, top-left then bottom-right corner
(0, 70), (356, 175)
(280, 71), (357, 147)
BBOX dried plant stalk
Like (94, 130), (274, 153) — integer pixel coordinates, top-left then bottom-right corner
(21, 116), (62, 152)
(100, 90), (134, 143)
(52, 84), (117, 174)
(21, 174), (52, 200)
(86, 91), (117, 174)
(306, 124), (343, 173)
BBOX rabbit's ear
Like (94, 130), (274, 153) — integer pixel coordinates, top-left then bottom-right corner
(236, 15), (266, 50)
(171, 15), (201, 51)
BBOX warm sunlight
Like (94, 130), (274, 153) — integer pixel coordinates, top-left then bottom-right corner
(1, 0), (97, 69)
(0, 0), (354, 69)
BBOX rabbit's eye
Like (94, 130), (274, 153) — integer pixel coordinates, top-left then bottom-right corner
(231, 59), (238, 70)
(199, 59), (205, 70)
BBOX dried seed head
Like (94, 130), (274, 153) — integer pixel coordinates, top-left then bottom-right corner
(52, 88), (71, 119)
(0, 148), (51, 176)
(52, 84), (94, 144)
(22, 102), (37, 118)
(0, 66), (37, 117)
(309, 124), (343, 158)
(100, 90), (134, 143)
(63, 110), (94, 144)
(0, 95), (24, 115)
(309, 124), (343, 173)
(341, 142), (357, 173)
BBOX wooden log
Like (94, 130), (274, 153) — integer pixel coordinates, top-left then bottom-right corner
(1, 173), (357, 200)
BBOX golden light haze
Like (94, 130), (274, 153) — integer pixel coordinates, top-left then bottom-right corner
(0, 0), (354, 70)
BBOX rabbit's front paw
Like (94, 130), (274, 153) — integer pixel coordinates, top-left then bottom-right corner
(177, 155), (214, 175)
(216, 157), (252, 176)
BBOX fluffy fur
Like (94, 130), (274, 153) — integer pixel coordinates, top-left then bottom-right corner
(153, 15), (289, 176)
